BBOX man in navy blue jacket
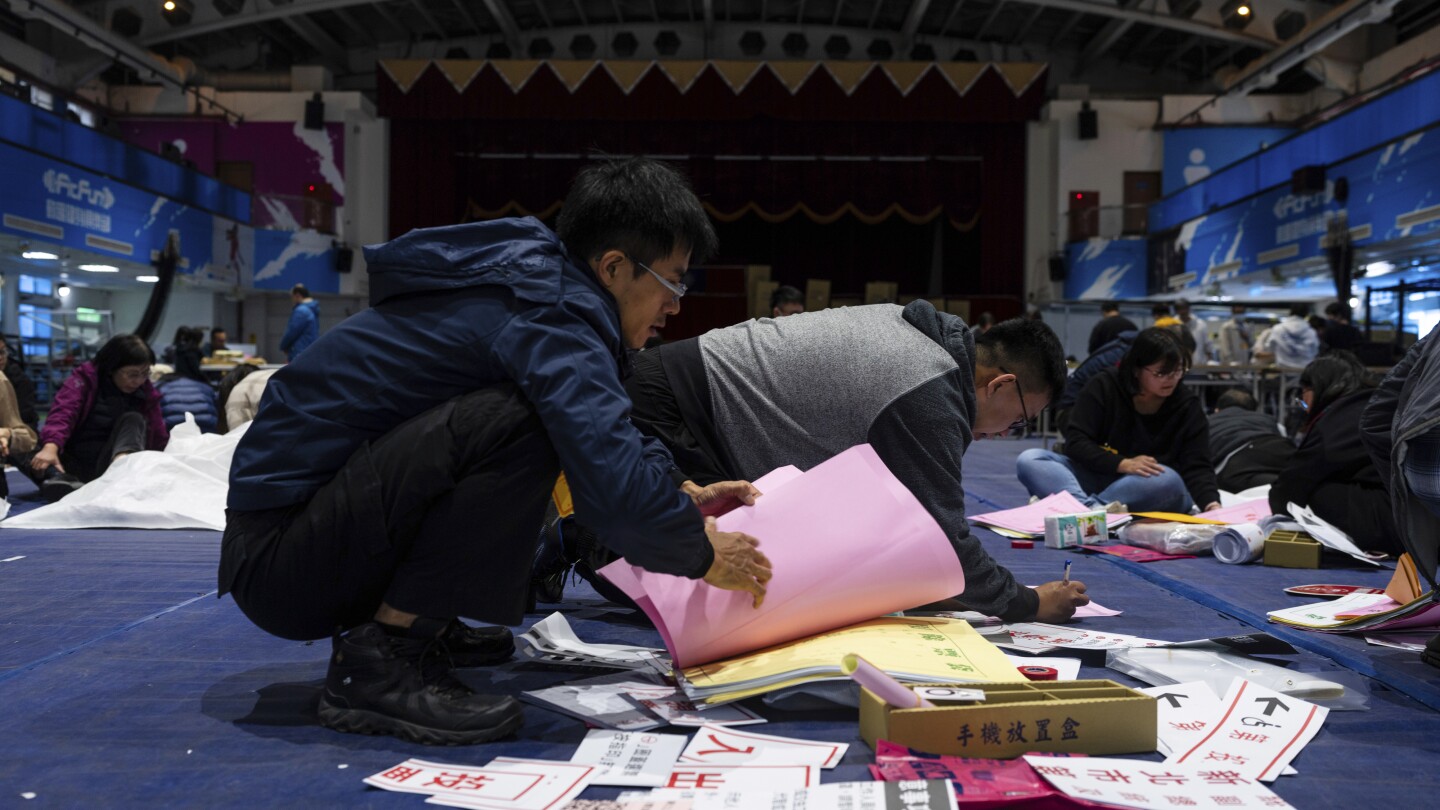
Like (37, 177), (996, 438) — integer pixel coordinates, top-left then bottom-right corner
(220, 158), (772, 745)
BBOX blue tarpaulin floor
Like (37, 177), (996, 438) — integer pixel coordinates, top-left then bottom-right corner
(1, 438), (1437, 807)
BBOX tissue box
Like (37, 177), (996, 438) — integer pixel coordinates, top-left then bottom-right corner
(858, 680), (1156, 758)
(1044, 511), (1108, 549)
(1263, 529), (1323, 569)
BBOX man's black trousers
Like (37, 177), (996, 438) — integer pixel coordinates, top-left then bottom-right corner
(219, 383), (559, 641)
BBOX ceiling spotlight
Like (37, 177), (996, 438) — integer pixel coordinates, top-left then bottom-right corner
(22, 250), (59, 260)
(1220, 0), (1254, 29)
(57, 283), (71, 298)
(137, 275), (160, 283)
(79, 264), (119, 272)
(162, 0), (194, 26)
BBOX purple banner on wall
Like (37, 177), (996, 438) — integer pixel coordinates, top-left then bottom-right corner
(118, 120), (345, 229)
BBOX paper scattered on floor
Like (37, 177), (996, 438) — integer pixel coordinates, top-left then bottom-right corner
(1139, 681), (1223, 756)
(1025, 755), (1294, 809)
(518, 612), (669, 672)
(365, 757), (595, 809)
(1167, 677), (1328, 782)
(1001, 623), (1168, 653)
(637, 780), (958, 810)
(676, 725), (847, 769)
(520, 670), (764, 732)
(570, 730), (687, 787)
(655, 763), (819, 792)
(1286, 502), (1390, 566)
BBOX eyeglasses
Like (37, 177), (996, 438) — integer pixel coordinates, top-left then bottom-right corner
(999, 365), (1031, 433)
(1143, 366), (1186, 381)
(630, 256), (687, 304)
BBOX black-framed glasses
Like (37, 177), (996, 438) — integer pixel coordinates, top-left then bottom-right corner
(630, 256), (688, 304)
(1000, 365), (1031, 433)
(1143, 365), (1187, 380)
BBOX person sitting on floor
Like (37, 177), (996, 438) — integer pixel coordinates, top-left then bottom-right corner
(1017, 327), (1221, 514)
(215, 363), (276, 434)
(0, 371), (39, 500)
(30, 334), (168, 501)
(1, 338), (38, 435)
(156, 332), (219, 433)
(604, 310), (1087, 623)
(1270, 354), (1400, 554)
(221, 157), (773, 746)
(1208, 388), (1293, 493)
(1361, 327), (1440, 668)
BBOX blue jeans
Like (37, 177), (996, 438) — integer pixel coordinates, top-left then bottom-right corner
(1016, 448), (1195, 513)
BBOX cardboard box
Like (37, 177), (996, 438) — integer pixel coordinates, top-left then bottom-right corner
(805, 279), (832, 311)
(752, 280), (779, 320)
(944, 299), (971, 321)
(864, 281), (899, 305)
(1043, 511), (1107, 549)
(1264, 529), (1323, 569)
(858, 680), (1156, 758)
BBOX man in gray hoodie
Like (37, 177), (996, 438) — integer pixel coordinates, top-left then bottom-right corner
(623, 306), (1089, 622)
(1264, 303), (1321, 368)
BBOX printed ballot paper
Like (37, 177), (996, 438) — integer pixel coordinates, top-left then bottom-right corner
(1024, 756), (1294, 809)
(365, 757), (594, 809)
(520, 670), (763, 731)
(676, 725), (847, 769)
(1168, 677), (1328, 782)
(571, 730), (687, 787)
(600, 444), (966, 668)
(658, 763), (819, 792)
(969, 491), (1130, 536)
(649, 780), (959, 810)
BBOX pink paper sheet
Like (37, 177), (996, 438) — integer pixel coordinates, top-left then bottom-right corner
(1199, 498), (1275, 524)
(599, 444), (965, 668)
(968, 492), (1129, 535)
(1087, 544), (1194, 563)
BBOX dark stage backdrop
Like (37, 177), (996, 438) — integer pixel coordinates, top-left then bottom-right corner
(378, 59), (1045, 336)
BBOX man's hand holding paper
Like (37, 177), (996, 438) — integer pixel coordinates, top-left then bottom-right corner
(1033, 580), (1090, 622)
(685, 479), (762, 516)
(702, 516), (772, 608)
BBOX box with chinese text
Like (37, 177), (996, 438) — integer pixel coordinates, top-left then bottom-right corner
(858, 679), (1156, 758)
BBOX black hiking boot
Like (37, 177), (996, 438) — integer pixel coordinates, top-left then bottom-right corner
(316, 623), (522, 745)
(386, 617), (514, 670)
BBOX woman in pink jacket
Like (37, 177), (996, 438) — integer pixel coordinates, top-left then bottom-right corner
(30, 334), (168, 501)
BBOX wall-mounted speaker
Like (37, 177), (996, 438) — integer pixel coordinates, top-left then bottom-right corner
(334, 244), (354, 273)
(1049, 255), (1067, 281)
(304, 93), (324, 131)
(1078, 103), (1098, 140)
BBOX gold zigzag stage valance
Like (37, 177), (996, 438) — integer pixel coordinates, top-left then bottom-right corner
(380, 59), (1047, 99)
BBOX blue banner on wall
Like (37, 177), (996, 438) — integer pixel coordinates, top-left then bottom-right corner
(1065, 238), (1149, 300)
(0, 94), (249, 223)
(252, 229), (339, 294)
(1161, 127), (1440, 293)
(1162, 127), (1293, 195)
(0, 139), (221, 273)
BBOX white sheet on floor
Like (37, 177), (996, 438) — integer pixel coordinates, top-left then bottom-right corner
(3, 415), (250, 531)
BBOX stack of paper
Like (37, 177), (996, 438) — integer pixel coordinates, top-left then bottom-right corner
(517, 612), (670, 673)
(1267, 590), (1440, 633)
(601, 444), (967, 668)
(676, 616), (1022, 705)
(968, 492), (1131, 538)
(520, 670), (764, 731)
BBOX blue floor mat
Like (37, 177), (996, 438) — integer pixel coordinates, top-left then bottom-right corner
(0, 446), (1437, 806)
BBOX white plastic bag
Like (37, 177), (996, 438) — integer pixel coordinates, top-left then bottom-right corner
(1116, 520), (1225, 555)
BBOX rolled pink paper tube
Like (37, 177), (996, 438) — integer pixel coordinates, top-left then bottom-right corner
(841, 653), (936, 709)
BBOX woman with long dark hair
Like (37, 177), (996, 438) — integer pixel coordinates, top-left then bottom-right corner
(1270, 353), (1400, 553)
(1017, 327), (1220, 513)
(30, 333), (168, 500)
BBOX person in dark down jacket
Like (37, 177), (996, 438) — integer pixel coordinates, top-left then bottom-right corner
(1208, 388), (1293, 492)
(30, 334), (168, 501)
(1271, 354), (1399, 554)
(612, 312), (1086, 624)
(1, 338), (38, 435)
(156, 331), (219, 433)
(1018, 327), (1221, 514)
(1361, 329), (1440, 668)
(221, 158), (772, 746)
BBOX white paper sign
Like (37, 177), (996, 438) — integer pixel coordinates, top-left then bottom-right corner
(685, 779), (960, 810)
(1138, 681), (1223, 755)
(677, 725), (847, 769)
(658, 763), (819, 792)
(1168, 677), (1329, 781)
(1002, 623), (1168, 652)
(365, 757), (595, 809)
(1025, 755), (1295, 809)
(1286, 502), (1389, 566)
(571, 729), (688, 787)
